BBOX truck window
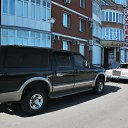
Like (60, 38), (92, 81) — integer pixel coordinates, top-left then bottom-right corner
(54, 52), (72, 68)
(73, 54), (86, 68)
(4, 48), (50, 68)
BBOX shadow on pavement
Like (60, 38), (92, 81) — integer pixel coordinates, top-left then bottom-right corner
(0, 84), (121, 117)
(110, 79), (128, 84)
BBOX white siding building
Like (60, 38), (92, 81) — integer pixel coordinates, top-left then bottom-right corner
(1, 0), (52, 48)
(92, 0), (103, 66)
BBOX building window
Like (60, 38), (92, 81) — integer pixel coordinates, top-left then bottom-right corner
(42, 1), (46, 20)
(41, 34), (51, 48)
(113, 0), (127, 5)
(9, 29), (15, 45)
(109, 12), (112, 21)
(80, 0), (85, 8)
(1, 29), (51, 48)
(3, 0), (8, 14)
(79, 44), (85, 56)
(31, 2), (35, 19)
(36, 5), (41, 20)
(110, 28), (113, 40)
(46, 34), (51, 48)
(117, 30), (120, 40)
(106, 12), (109, 21)
(93, 1), (101, 19)
(1, 29), (8, 45)
(36, 0), (41, 20)
(102, 10), (123, 24)
(17, 30), (23, 45)
(103, 28), (124, 41)
(24, 31), (29, 46)
(42, 34), (46, 47)
(36, 32), (41, 46)
(63, 13), (71, 28)
(80, 19), (86, 32)
(113, 12), (115, 22)
(17, 0), (23, 16)
(47, 2), (51, 20)
(63, 41), (70, 51)
(24, 1), (28, 17)
(116, 13), (118, 22)
(105, 28), (109, 40)
(2, 0), (51, 22)
(93, 21), (102, 39)
(9, 0), (15, 15)
(31, 32), (35, 46)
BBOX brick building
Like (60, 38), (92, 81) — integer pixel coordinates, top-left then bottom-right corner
(101, 0), (126, 68)
(51, 0), (93, 63)
(122, 4), (128, 63)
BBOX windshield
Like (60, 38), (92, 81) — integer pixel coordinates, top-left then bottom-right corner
(108, 61), (120, 69)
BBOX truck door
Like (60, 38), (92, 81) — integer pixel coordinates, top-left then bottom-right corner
(52, 51), (75, 92)
(73, 54), (94, 89)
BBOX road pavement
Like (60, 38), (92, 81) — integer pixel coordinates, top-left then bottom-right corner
(0, 81), (128, 128)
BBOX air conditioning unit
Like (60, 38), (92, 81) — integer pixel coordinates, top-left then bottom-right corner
(73, 40), (79, 45)
(49, 18), (56, 24)
(88, 40), (93, 46)
(64, 0), (71, 4)
(88, 18), (93, 23)
(122, 5), (127, 8)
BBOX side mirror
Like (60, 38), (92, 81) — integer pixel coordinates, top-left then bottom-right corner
(85, 61), (88, 67)
(84, 61), (88, 68)
(84, 61), (91, 68)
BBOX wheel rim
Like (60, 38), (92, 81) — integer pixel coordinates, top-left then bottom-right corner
(30, 94), (44, 110)
(98, 81), (104, 92)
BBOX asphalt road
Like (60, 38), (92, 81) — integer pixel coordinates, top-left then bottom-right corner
(0, 81), (128, 128)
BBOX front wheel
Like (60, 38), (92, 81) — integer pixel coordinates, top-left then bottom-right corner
(21, 89), (47, 115)
(93, 79), (105, 94)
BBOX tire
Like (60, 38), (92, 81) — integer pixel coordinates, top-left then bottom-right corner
(93, 79), (105, 95)
(20, 89), (47, 115)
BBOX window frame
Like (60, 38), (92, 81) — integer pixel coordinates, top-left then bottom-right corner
(63, 12), (71, 28)
(17, 0), (23, 17)
(103, 27), (124, 41)
(80, 0), (86, 8)
(63, 40), (70, 51)
(79, 18), (86, 32)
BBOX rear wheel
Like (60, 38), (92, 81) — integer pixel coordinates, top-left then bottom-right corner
(21, 89), (47, 115)
(93, 79), (104, 94)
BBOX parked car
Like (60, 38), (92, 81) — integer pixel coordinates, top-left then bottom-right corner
(106, 63), (128, 81)
(106, 61), (120, 80)
(0, 46), (106, 115)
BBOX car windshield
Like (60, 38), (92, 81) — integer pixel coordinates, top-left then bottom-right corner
(108, 61), (120, 69)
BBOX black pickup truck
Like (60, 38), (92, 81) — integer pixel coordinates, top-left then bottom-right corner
(0, 46), (106, 115)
